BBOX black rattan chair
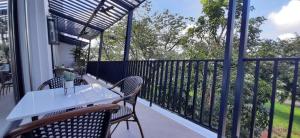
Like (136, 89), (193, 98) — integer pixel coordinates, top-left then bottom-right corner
(53, 67), (74, 77)
(38, 77), (88, 90)
(74, 77), (88, 86)
(0, 72), (13, 96)
(5, 104), (119, 138)
(38, 77), (64, 90)
(109, 76), (144, 138)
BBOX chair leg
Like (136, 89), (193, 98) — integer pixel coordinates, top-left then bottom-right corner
(6, 85), (8, 94)
(110, 122), (120, 135)
(6, 85), (9, 95)
(8, 86), (11, 94)
(126, 120), (129, 130)
(1, 85), (4, 96)
(134, 114), (144, 138)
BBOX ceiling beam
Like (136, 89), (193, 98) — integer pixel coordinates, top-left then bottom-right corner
(79, 0), (106, 36)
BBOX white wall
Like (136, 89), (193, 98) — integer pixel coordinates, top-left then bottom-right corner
(53, 42), (76, 67)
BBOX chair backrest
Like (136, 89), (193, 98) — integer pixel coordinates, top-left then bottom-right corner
(5, 104), (119, 138)
(38, 77), (88, 90)
(38, 77), (64, 90)
(122, 76), (143, 105)
(74, 77), (88, 86)
(54, 68), (74, 77)
(0, 72), (12, 83)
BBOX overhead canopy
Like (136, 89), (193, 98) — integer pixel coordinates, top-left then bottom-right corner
(58, 33), (89, 46)
(48, 0), (145, 40)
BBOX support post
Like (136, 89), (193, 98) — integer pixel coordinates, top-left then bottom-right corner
(78, 41), (82, 62)
(85, 40), (91, 74)
(231, 0), (250, 137)
(96, 31), (104, 79)
(86, 40), (91, 63)
(123, 10), (133, 78)
(50, 44), (54, 70)
(217, 0), (237, 137)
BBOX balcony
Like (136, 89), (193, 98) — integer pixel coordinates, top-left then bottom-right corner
(84, 75), (211, 138)
(1, 0), (299, 138)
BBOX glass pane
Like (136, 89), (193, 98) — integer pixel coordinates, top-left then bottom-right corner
(0, 0), (17, 137)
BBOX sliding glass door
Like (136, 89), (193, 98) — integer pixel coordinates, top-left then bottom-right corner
(0, 0), (24, 137)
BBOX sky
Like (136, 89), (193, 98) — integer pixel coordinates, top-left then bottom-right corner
(149, 0), (300, 40)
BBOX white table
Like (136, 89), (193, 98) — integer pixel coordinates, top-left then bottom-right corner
(6, 84), (120, 121)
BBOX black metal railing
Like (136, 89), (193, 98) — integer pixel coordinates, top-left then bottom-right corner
(86, 61), (124, 84)
(124, 60), (224, 131)
(86, 57), (300, 137)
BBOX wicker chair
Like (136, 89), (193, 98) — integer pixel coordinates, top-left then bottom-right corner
(0, 72), (13, 96)
(38, 77), (88, 90)
(53, 68), (74, 77)
(74, 77), (88, 86)
(5, 104), (119, 138)
(109, 76), (144, 138)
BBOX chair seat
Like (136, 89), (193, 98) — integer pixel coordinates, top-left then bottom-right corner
(111, 106), (133, 121)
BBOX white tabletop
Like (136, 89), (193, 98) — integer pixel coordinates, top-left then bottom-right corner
(6, 84), (120, 121)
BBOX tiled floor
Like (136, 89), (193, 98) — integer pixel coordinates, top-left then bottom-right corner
(84, 75), (206, 138)
(111, 101), (205, 138)
(0, 90), (16, 138)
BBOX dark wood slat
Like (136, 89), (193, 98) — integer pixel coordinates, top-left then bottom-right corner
(167, 61), (174, 109)
(200, 61), (209, 123)
(184, 61), (192, 116)
(162, 61), (169, 107)
(173, 61), (180, 112)
(158, 61), (165, 105)
(154, 61), (160, 104)
(150, 61), (156, 106)
(209, 61), (218, 127)
(192, 61), (200, 120)
(178, 61), (186, 114)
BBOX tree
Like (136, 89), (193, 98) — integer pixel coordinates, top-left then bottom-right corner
(185, 0), (270, 137)
(96, 1), (192, 61)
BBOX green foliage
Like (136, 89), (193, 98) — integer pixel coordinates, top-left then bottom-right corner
(272, 102), (300, 137)
(86, 1), (300, 137)
(70, 46), (87, 67)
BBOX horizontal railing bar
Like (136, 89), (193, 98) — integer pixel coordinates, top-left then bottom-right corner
(91, 57), (300, 62)
(244, 57), (300, 61)
(126, 59), (224, 62)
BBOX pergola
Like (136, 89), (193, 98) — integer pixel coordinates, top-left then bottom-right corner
(48, 0), (145, 63)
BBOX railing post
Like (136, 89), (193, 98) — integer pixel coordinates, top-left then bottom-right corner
(123, 10), (133, 79)
(249, 61), (260, 138)
(96, 31), (104, 79)
(217, 0), (237, 137)
(231, 0), (251, 137)
(287, 60), (299, 138)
